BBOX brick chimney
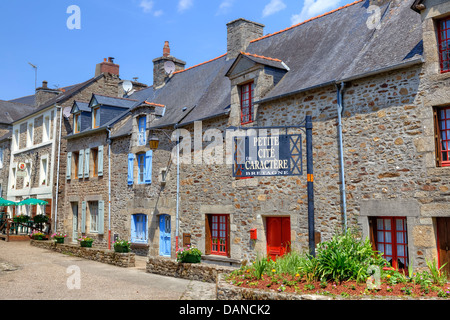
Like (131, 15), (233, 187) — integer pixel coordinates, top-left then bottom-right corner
(226, 18), (265, 60)
(153, 41), (186, 88)
(95, 57), (120, 77)
(35, 80), (60, 107)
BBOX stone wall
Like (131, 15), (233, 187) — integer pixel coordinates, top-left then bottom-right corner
(30, 239), (135, 268)
(146, 256), (235, 283)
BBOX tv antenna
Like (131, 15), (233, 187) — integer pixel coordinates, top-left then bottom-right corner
(28, 62), (38, 90)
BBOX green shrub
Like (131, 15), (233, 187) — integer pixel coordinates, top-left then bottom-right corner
(314, 230), (387, 284)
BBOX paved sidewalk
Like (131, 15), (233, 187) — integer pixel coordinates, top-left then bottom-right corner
(0, 241), (216, 300)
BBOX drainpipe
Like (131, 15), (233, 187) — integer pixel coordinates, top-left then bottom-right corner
(174, 124), (180, 254)
(54, 106), (63, 233)
(336, 82), (347, 232)
(106, 127), (112, 249)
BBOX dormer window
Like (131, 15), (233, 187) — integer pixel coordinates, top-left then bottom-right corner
(438, 17), (450, 73)
(92, 107), (100, 128)
(138, 115), (147, 146)
(74, 113), (81, 133)
(240, 82), (254, 124)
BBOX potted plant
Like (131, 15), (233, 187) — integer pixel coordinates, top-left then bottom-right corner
(176, 245), (202, 263)
(78, 236), (94, 247)
(52, 232), (67, 244)
(31, 230), (45, 240)
(113, 239), (131, 253)
(13, 214), (29, 223)
(33, 214), (49, 224)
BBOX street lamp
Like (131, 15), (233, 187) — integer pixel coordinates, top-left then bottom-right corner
(148, 135), (160, 151)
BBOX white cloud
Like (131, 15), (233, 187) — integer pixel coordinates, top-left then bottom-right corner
(217, 0), (234, 15)
(178, 0), (193, 12)
(139, 0), (154, 13)
(291, 0), (341, 25)
(262, 0), (287, 18)
(139, 0), (163, 17)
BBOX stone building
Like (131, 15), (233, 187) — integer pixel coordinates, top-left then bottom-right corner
(5, 58), (122, 231)
(89, 0), (449, 275)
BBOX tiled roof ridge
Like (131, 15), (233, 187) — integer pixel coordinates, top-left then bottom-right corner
(250, 0), (365, 44)
(240, 51), (282, 62)
(143, 101), (165, 107)
(172, 53), (227, 75)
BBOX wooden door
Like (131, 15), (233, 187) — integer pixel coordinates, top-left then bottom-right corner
(437, 217), (450, 278)
(266, 217), (291, 260)
(159, 215), (171, 257)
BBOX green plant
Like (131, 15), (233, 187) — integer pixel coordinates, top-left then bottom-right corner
(252, 253), (268, 280)
(13, 215), (29, 223)
(425, 258), (448, 285)
(176, 245), (202, 262)
(314, 230), (387, 284)
(113, 239), (131, 252)
(33, 214), (49, 224)
(77, 236), (94, 242)
(31, 230), (45, 239)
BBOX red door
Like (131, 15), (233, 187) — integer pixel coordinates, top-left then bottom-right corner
(266, 217), (291, 260)
(437, 218), (450, 278)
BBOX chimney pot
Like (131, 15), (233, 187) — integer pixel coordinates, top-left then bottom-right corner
(42, 80), (48, 88)
(163, 41), (170, 57)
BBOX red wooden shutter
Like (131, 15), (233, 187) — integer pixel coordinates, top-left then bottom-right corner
(205, 215), (211, 255)
(434, 108), (443, 167)
(226, 215), (231, 258)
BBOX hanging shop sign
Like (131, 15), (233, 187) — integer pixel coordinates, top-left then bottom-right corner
(233, 133), (302, 178)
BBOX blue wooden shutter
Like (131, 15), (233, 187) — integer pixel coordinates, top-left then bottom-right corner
(130, 214), (136, 242)
(98, 145), (103, 176)
(128, 153), (134, 185)
(84, 148), (90, 178)
(66, 152), (72, 180)
(81, 201), (86, 233)
(78, 149), (84, 179)
(144, 150), (153, 184)
(98, 200), (104, 235)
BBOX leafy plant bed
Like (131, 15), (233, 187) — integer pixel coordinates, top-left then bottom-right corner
(225, 272), (450, 299)
(225, 231), (450, 300)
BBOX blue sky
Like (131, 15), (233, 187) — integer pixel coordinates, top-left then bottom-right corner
(0, 0), (356, 101)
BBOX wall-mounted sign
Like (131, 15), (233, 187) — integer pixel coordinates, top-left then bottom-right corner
(233, 134), (302, 178)
(18, 163), (26, 171)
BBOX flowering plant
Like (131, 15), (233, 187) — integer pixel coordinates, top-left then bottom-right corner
(176, 245), (202, 262)
(77, 236), (94, 242)
(113, 239), (131, 253)
(51, 232), (67, 239)
(31, 230), (45, 240)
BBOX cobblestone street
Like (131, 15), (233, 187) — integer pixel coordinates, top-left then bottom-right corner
(0, 241), (216, 300)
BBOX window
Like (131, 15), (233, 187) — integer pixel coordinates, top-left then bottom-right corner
(92, 107), (100, 128)
(40, 157), (48, 186)
(434, 106), (450, 166)
(44, 115), (51, 140)
(131, 214), (148, 243)
(73, 151), (79, 179)
(371, 217), (408, 270)
(137, 153), (145, 184)
(27, 123), (34, 147)
(91, 148), (98, 177)
(74, 113), (81, 133)
(89, 201), (99, 232)
(438, 17), (450, 73)
(205, 214), (230, 256)
(240, 82), (254, 124)
(10, 166), (16, 189)
(0, 148), (3, 169)
(138, 116), (147, 146)
(13, 130), (19, 150)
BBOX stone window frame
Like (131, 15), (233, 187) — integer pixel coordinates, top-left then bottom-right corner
(9, 163), (17, 189)
(43, 112), (52, 142)
(27, 122), (34, 148)
(137, 115), (147, 146)
(437, 16), (450, 74)
(88, 200), (99, 233)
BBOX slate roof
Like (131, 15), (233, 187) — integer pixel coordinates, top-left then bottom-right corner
(71, 101), (90, 113)
(100, 0), (425, 139)
(90, 93), (138, 109)
(0, 100), (37, 125)
(245, 0), (423, 103)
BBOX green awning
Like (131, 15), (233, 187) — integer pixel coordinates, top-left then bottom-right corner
(17, 198), (48, 205)
(0, 198), (17, 206)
